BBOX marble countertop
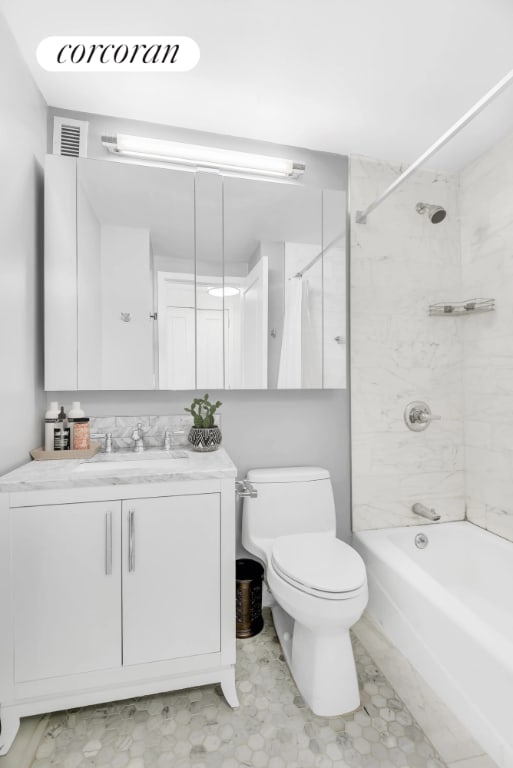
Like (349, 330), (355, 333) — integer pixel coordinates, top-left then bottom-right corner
(0, 447), (237, 493)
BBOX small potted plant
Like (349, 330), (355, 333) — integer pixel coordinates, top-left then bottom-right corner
(185, 394), (223, 452)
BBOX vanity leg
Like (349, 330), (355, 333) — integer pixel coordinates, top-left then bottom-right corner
(220, 668), (239, 708)
(0, 708), (21, 755)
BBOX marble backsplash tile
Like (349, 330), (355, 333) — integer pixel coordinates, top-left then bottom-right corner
(89, 414), (222, 450)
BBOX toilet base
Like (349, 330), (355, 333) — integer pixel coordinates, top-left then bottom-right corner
(271, 604), (361, 717)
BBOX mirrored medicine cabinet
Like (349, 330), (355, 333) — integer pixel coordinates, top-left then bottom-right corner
(44, 154), (347, 390)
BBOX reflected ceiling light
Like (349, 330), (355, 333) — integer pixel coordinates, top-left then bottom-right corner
(101, 134), (305, 178)
(208, 286), (240, 297)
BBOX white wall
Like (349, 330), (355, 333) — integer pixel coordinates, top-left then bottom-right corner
(460, 130), (513, 543)
(46, 109), (351, 543)
(0, 12), (46, 472)
(350, 156), (465, 530)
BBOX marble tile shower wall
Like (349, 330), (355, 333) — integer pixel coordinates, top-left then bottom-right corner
(460, 130), (513, 544)
(350, 156), (465, 530)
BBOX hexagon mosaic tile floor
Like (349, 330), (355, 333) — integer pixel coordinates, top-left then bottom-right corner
(30, 609), (447, 768)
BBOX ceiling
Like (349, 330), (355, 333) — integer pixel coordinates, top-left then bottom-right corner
(2, 0), (513, 170)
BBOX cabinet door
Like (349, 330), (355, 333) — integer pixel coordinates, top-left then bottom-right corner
(122, 494), (221, 666)
(13, 502), (121, 682)
(76, 158), (195, 390)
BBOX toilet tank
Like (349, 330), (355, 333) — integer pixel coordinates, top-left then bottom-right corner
(242, 467), (336, 553)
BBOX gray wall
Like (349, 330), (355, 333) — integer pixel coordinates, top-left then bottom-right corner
(0, 13), (47, 473)
(47, 108), (347, 192)
(46, 109), (351, 547)
(51, 389), (351, 551)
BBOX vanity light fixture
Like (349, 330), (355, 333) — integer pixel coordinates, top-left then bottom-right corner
(101, 134), (306, 179)
(207, 286), (240, 298)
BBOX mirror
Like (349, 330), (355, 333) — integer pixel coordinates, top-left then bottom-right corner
(194, 173), (225, 390)
(77, 158), (194, 390)
(223, 179), (346, 389)
(66, 157), (346, 390)
(323, 189), (347, 389)
(223, 178), (323, 388)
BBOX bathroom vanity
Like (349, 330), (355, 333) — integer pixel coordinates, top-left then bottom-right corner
(0, 449), (238, 755)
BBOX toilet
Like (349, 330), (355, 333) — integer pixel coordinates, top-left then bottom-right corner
(241, 466), (368, 717)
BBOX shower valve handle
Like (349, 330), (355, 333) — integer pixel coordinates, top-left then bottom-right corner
(417, 410), (441, 423)
(404, 401), (441, 432)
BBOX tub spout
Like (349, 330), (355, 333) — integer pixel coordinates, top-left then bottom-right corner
(412, 502), (440, 521)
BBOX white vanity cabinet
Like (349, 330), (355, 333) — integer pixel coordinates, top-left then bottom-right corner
(0, 475), (237, 755)
(13, 501), (122, 683)
(122, 494), (221, 666)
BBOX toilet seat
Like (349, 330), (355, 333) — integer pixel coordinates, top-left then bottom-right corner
(271, 533), (366, 600)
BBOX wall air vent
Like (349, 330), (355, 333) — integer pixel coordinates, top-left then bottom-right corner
(52, 116), (89, 157)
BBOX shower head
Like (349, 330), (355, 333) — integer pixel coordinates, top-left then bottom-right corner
(416, 202), (446, 223)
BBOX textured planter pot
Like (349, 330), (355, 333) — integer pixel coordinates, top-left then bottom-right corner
(188, 425), (222, 452)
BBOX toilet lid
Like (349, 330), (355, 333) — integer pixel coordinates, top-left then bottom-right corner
(271, 533), (366, 596)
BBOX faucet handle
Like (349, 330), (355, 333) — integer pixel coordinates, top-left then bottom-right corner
(404, 401), (441, 432)
(236, 480), (258, 499)
(418, 411), (441, 423)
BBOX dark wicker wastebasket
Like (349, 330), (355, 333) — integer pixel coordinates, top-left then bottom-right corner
(236, 559), (264, 638)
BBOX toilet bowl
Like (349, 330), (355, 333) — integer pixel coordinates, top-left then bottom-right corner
(241, 466), (368, 717)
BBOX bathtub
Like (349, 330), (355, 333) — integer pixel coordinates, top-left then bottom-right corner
(353, 521), (513, 768)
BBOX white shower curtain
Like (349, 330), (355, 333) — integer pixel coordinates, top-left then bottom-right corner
(277, 276), (303, 388)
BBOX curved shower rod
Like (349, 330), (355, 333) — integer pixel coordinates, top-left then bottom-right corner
(355, 66), (513, 224)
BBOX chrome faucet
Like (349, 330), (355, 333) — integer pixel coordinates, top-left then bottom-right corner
(90, 431), (114, 453)
(412, 502), (440, 521)
(163, 429), (185, 450)
(131, 423), (145, 453)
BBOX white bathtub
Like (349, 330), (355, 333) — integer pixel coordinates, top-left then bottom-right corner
(353, 521), (513, 768)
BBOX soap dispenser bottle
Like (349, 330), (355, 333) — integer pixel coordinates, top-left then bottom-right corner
(44, 401), (59, 451)
(54, 406), (70, 450)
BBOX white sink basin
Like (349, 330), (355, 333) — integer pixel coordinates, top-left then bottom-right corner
(74, 450), (189, 474)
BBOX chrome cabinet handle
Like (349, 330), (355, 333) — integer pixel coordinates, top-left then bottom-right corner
(128, 509), (135, 572)
(105, 511), (112, 575)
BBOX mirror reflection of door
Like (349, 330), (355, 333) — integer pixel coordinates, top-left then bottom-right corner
(157, 273), (228, 389)
(156, 274), (195, 389)
(195, 172), (224, 390)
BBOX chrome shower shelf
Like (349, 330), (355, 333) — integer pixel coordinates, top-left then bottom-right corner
(428, 298), (495, 316)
